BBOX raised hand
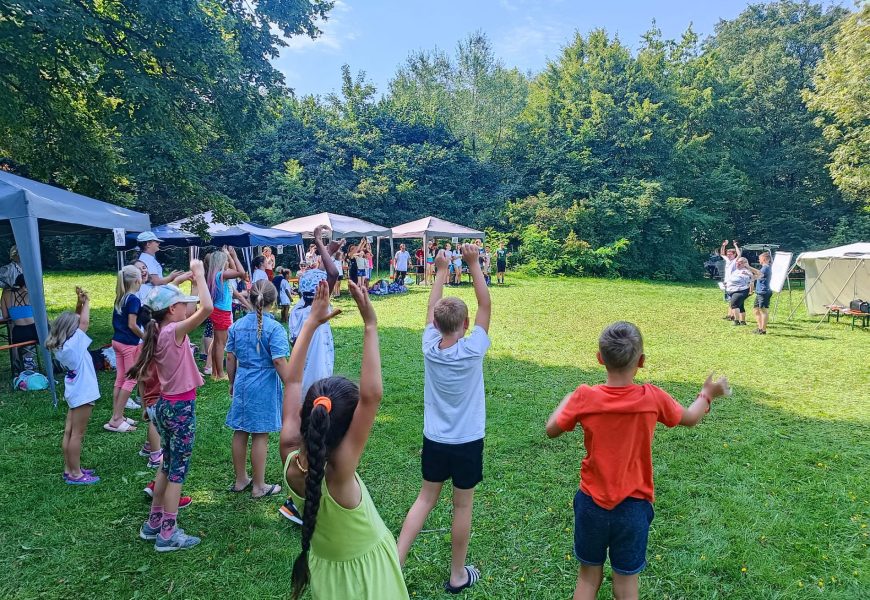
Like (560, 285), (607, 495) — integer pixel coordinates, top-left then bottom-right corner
(189, 259), (205, 279)
(348, 280), (376, 325)
(461, 243), (480, 263)
(314, 225), (330, 241)
(75, 286), (89, 303)
(310, 279), (341, 325)
(434, 249), (450, 271)
(327, 237), (346, 256)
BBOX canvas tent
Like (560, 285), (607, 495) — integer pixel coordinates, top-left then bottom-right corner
(795, 242), (870, 315)
(274, 212), (392, 274)
(0, 170), (151, 405)
(391, 216), (485, 241)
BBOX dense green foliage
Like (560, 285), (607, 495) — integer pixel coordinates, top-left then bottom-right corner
(0, 273), (867, 598)
(1, 1), (867, 278)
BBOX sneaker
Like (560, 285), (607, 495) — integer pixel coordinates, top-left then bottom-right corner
(144, 480), (155, 498)
(722, 315), (734, 320)
(147, 451), (163, 468)
(758, 330), (767, 335)
(139, 521), (160, 541)
(179, 495), (192, 509)
(126, 398), (141, 410)
(154, 528), (200, 552)
(279, 497), (303, 525)
(138, 443), (152, 457)
(733, 320), (741, 326)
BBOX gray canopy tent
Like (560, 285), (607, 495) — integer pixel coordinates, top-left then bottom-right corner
(390, 216), (485, 261)
(0, 171), (151, 405)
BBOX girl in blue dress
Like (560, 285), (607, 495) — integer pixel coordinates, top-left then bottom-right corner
(226, 280), (291, 498)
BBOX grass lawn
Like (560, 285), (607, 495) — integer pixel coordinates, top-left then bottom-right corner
(0, 272), (867, 599)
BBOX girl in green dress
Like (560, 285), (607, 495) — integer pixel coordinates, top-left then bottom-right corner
(280, 279), (409, 600)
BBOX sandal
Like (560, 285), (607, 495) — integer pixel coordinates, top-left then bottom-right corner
(445, 565), (480, 594)
(125, 417), (137, 426)
(63, 468), (95, 479)
(65, 472), (100, 485)
(228, 479), (252, 493)
(104, 421), (137, 433)
(252, 483), (282, 499)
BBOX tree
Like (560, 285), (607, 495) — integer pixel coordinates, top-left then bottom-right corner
(803, 4), (870, 206)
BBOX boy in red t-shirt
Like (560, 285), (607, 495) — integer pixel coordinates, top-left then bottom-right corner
(546, 321), (729, 599)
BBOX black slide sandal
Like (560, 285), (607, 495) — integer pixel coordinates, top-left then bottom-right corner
(444, 565), (480, 594)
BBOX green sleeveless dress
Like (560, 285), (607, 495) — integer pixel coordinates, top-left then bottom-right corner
(284, 451), (410, 600)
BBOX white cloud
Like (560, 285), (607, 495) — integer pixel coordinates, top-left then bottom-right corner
(280, 0), (356, 54)
(494, 17), (569, 69)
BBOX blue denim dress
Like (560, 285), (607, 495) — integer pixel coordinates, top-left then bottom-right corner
(225, 313), (290, 433)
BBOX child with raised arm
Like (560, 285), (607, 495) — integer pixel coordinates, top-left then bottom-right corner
(129, 259), (213, 551)
(279, 280), (409, 600)
(397, 243), (491, 594)
(545, 322), (730, 600)
(47, 287), (100, 485)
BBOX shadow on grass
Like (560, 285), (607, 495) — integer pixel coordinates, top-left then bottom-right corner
(0, 326), (866, 599)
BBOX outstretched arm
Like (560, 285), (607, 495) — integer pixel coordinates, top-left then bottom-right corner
(718, 240), (728, 258)
(75, 287), (90, 332)
(279, 280), (341, 461)
(313, 225), (340, 289)
(174, 260), (213, 342)
(462, 243), (491, 332)
(733, 240), (742, 258)
(545, 392), (573, 438)
(426, 250), (450, 325)
(679, 374), (730, 427)
(332, 281), (381, 478)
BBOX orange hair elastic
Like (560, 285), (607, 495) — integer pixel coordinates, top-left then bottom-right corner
(313, 396), (332, 413)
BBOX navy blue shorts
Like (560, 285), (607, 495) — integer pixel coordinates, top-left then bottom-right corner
(573, 490), (654, 575)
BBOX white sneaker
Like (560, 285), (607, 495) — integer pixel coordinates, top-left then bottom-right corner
(125, 398), (141, 410)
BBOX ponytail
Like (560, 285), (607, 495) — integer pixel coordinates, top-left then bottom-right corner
(291, 405), (330, 600)
(126, 307), (169, 380)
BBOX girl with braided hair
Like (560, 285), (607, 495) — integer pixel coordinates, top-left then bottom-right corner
(225, 280), (290, 498)
(280, 279), (409, 600)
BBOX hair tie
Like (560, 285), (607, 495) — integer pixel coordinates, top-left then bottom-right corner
(313, 396), (332, 413)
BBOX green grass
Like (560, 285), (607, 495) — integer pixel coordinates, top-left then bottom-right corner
(0, 272), (867, 599)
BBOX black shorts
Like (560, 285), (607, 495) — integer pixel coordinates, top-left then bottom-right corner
(754, 292), (772, 309)
(497, 261), (506, 273)
(421, 436), (483, 489)
(729, 289), (750, 312)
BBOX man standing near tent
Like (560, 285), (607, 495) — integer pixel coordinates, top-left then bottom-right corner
(719, 240), (741, 321)
(137, 232), (182, 286)
(394, 244), (411, 285)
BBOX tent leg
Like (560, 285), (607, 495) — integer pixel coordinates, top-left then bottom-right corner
(10, 216), (58, 407)
(814, 259), (864, 330)
(376, 237), (380, 280)
(786, 258), (833, 321)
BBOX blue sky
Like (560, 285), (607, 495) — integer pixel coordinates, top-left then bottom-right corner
(273, 0), (846, 98)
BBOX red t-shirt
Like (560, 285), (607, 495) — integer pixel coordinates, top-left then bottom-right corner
(556, 383), (684, 510)
(141, 363), (161, 408)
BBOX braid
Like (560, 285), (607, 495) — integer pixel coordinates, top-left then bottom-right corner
(255, 302), (263, 354)
(290, 406), (330, 600)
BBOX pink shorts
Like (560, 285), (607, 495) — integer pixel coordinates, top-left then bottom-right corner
(112, 340), (140, 392)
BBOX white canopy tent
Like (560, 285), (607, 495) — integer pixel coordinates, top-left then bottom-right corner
(390, 216), (485, 269)
(795, 242), (870, 315)
(0, 171), (151, 405)
(273, 212), (392, 274)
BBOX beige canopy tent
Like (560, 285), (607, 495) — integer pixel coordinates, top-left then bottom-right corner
(795, 242), (870, 315)
(390, 216), (485, 263)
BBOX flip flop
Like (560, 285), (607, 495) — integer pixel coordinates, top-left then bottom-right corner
(252, 484), (282, 499)
(445, 566), (480, 594)
(228, 479), (252, 493)
(104, 421), (137, 433)
(125, 417), (137, 426)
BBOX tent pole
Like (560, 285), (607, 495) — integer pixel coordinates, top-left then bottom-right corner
(376, 236), (380, 280)
(10, 216), (57, 407)
(814, 259), (864, 330)
(786, 258), (833, 321)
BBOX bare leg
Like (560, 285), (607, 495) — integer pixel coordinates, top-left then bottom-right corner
(612, 572), (639, 600)
(152, 468), (169, 506)
(760, 308), (769, 331)
(397, 480), (444, 565)
(251, 433), (279, 496)
(753, 307), (761, 328)
(449, 486), (475, 587)
(66, 404), (94, 478)
(212, 330), (228, 379)
(62, 408), (73, 475)
(231, 430), (250, 489)
(574, 564), (604, 600)
(147, 421), (161, 453)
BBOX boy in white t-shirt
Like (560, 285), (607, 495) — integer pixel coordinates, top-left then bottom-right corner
(397, 243), (491, 593)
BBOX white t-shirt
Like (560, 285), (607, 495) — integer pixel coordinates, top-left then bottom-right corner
(288, 300), (335, 398)
(137, 282), (154, 303)
(334, 258), (344, 276)
(452, 251), (462, 267)
(422, 324), (490, 444)
(723, 257), (738, 284)
(251, 269), (267, 284)
(395, 251), (411, 271)
(55, 329), (100, 408)
(139, 253), (162, 280)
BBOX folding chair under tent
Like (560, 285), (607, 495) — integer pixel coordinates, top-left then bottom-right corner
(122, 211), (303, 270)
(794, 242), (870, 316)
(0, 170), (151, 406)
(272, 212), (392, 276)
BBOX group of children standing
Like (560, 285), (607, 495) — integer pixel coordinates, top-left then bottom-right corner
(45, 225), (731, 597)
